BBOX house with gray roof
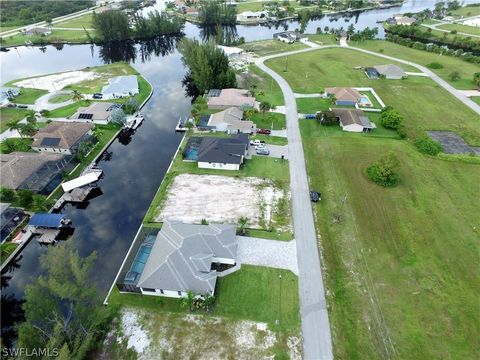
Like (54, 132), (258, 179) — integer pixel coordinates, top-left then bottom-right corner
(101, 75), (139, 99)
(0, 87), (20, 106)
(373, 64), (407, 80)
(135, 221), (238, 298)
(207, 107), (256, 134)
(0, 152), (67, 194)
(31, 121), (94, 155)
(196, 133), (249, 170)
(70, 102), (119, 124)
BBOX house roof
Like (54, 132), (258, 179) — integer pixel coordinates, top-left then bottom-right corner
(333, 108), (374, 128)
(395, 16), (416, 25)
(137, 221), (238, 294)
(373, 64), (406, 78)
(70, 102), (117, 121)
(101, 75), (139, 95)
(29, 213), (66, 228)
(325, 87), (361, 102)
(207, 88), (256, 108)
(208, 107), (255, 133)
(0, 152), (65, 189)
(197, 133), (249, 165)
(32, 122), (93, 150)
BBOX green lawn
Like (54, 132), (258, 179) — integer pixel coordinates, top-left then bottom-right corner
(53, 13), (93, 28)
(48, 93), (72, 104)
(11, 88), (48, 104)
(449, 5), (480, 18)
(436, 22), (480, 36)
(0, 28), (92, 47)
(300, 119), (480, 359)
(306, 33), (338, 45)
(296, 97), (331, 113)
(266, 47), (480, 145)
(47, 100), (91, 118)
(108, 265), (300, 356)
(0, 108), (32, 133)
(250, 134), (288, 145)
(471, 96), (480, 105)
(249, 111), (286, 130)
(243, 65), (285, 106)
(1, 242), (18, 265)
(240, 39), (308, 56)
(351, 40), (480, 90)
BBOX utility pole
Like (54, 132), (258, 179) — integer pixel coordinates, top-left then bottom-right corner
(283, 56), (288, 72)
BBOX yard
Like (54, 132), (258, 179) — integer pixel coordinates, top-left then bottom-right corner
(436, 22), (480, 36)
(350, 40), (480, 90)
(0, 28), (92, 47)
(249, 111), (286, 130)
(449, 5), (480, 18)
(306, 34), (338, 45)
(106, 265), (301, 359)
(240, 39), (308, 57)
(10, 88), (48, 104)
(300, 119), (480, 359)
(53, 13), (93, 28)
(265, 47), (480, 144)
(296, 97), (331, 113)
(0, 107), (32, 132)
(238, 65), (285, 106)
(48, 93), (73, 104)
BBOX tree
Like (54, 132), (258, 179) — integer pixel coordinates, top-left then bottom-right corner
(110, 108), (127, 125)
(347, 24), (355, 39)
(414, 136), (443, 155)
(76, 139), (94, 161)
(315, 110), (337, 125)
(180, 290), (196, 311)
(123, 98), (139, 115)
(30, 195), (53, 212)
(92, 10), (131, 42)
(380, 107), (403, 130)
(473, 72), (480, 88)
(203, 293), (216, 312)
(71, 90), (84, 102)
(18, 123), (38, 138)
(259, 101), (273, 114)
(0, 187), (15, 202)
(366, 152), (400, 187)
(16, 243), (112, 358)
(238, 216), (248, 235)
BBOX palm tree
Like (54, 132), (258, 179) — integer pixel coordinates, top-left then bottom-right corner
(181, 290), (196, 312)
(203, 293), (216, 312)
(238, 216), (248, 235)
(259, 101), (272, 115)
(71, 90), (84, 102)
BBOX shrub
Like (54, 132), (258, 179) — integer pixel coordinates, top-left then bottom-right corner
(315, 110), (337, 125)
(0, 187), (15, 202)
(380, 108), (404, 130)
(448, 71), (461, 81)
(366, 151), (400, 187)
(427, 62), (444, 69)
(414, 136), (443, 155)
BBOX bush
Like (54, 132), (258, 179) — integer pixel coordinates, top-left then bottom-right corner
(366, 151), (400, 187)
(448, 71), (461, 81)
(0, 187), (15, 202)
(380, 107), (404, 130)
(315, 110), (337, 125)
(414, 136), (443, 155)
(427, 62), (444, 69)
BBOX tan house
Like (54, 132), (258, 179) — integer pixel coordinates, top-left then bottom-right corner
(207, 88), (256, 110)
(70, 102), (119, 124)
(325, 87), (362, 106)
(32, 122), (94, 155)
(207, 107), (256, 134)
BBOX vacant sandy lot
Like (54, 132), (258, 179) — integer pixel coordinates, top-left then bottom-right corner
(156, 174), (287, 229)
(112, 308), (302, 360)
(14, 70), (100, 92)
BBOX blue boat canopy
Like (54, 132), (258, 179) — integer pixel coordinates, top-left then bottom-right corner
(29, 213), (66, 228)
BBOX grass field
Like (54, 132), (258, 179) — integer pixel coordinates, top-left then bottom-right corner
(350, 40), (480, 90)
(250, 111), (286, 129)
(53, 13), (93, 29)
(296, 97), (331, 113)
(450, 5), (480, 18)
(108, 265), (300, 357)
(266, 48), (480, 145)
(11, 88), (48, 104)
(472, 96), (480, 105)
(1, 242), (18, 265)
(240, 39), (308, 56)
(48, 93), (72, 104)
(0, 108), (32, 132)
(436, 22), (480, 36)
(0, 28), (92, 47)
(306, 34), (338, 45)
(242, 65), (285, 106)
(48, 100), (90, 118)
(300, 119), (480, 359)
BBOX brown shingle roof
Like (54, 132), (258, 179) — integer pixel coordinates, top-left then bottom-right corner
(207, 88), (256, 108)
(32, 122), (93, 150)
(0, 152), (64, 189)
(332, 108), (373, 128)
(325, 87), (361, 103)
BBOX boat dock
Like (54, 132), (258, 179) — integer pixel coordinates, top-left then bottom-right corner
(33, 228), (60, 244)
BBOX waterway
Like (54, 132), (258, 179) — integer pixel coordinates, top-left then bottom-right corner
(1, 0), (474, 346)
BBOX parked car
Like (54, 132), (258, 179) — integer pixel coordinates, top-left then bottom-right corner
(17, 104), (28, 109)
(93, 93), (103, 99)
(255, 143), (267, 150)
(257, 128), (271, 135)
(6, 103), (17, 108)
(256, 148), (270, 155)
(310, 190), (321, 202)
(250, 139), (265, 146)
(304, 114), (316, 119)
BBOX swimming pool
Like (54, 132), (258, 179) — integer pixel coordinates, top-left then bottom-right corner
(359, 95), (372, 107)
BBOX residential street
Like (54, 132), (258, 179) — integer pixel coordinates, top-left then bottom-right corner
(256, 56), (334, 360)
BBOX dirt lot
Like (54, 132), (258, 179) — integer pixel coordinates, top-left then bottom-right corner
(156, 174), (290, 230)
(110, 308), (302, 360)
(14, 70), (100, 92)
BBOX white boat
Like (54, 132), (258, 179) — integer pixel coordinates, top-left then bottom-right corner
(175, 117), (194, 132)
(125, 112), (144, 130)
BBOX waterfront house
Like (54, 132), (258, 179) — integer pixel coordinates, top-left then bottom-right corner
(332, 108), (376, 133)
(0, 87), (20, 106)
(32, 122), (94, 155)
(0, 152), (67, 194)
(373, 64), (407, 80)
(133, 221), (238, 298)
(70, 102), (119, 124)
(393, 15), (416, 26)
(273, 31), (306, 43)
(197, 133), (249, 170)
(101, 75), (139, 99)
(24, 27), (52, 36)
(325, 87), (362, 106)
(207, 88), (256, 109)
(207, 107), (256, 134)
(236, 11), (266, 24)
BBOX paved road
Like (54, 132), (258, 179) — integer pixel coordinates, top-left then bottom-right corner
(256, 55), (334, 360)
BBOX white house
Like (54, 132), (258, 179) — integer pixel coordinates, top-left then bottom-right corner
(236, 11), (266, 23)
(70, 102), (120, 125)
(207, 107), (256, 134)
(333, 108), (376, 133)
(196, 133), (249, 171)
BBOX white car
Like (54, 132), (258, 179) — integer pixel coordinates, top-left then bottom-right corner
(250, 139), (265, 146)
(255, 143), (267, 150)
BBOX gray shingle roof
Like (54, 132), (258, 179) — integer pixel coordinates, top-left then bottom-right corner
(137, 221), (238, 295)
(197, 134), (249, 165)
(31, 121), (93, 150)
(373, 64), (406, 78)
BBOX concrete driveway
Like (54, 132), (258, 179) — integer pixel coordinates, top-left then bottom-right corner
(247, 144), (288, 159)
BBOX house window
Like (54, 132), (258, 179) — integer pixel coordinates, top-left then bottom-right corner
(142, 287), (156, 293)
(160, 289), (164, 294)
(177, 291), (182, 296)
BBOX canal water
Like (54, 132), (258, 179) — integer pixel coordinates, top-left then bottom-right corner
(1, 0), (471, 346)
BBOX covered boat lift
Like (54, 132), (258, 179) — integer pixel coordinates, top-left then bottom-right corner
(61, 171), (102, 192)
